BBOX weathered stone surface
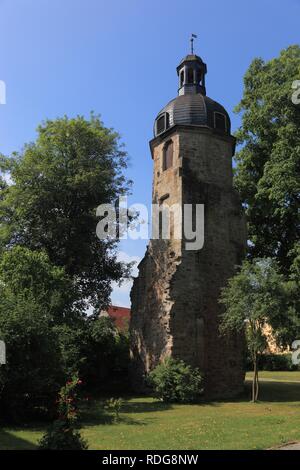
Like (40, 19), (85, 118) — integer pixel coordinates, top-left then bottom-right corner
(130, 125), (246, 399)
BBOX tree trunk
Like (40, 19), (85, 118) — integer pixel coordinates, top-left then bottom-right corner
(255, 356), (259, 401)
(252, 354), (258, 402)
(255, 371), (259, 401)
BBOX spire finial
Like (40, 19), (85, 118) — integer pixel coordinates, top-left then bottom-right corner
(190, 33), (197, 54)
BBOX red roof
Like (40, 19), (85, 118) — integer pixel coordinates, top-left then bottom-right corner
(107, 305), (131, 331)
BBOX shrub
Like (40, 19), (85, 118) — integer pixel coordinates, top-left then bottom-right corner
(104, 397), (123, 422)
(38, 420), (88, 450)
(39, 374), (88, 450)
(245, 352), (299, 371)
(260, 353), (298, 371)
(148, 358), (203, 403)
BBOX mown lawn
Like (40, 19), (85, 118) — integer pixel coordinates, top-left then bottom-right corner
(1, 371), (300, 450)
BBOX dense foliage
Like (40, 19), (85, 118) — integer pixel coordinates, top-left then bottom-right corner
(0, 246), (75, 321)
(148, 358), (203, 403)
(0, 115), (131, 423)
(220, 258), (290, 401)
(0, 114), (131, 310)
(81, 317), (130, 390)
(0, 292), (63, 421)
(55, 316), (130, 391)
(234, 45), (300, 275)
(245, 353), (299, 372)
(220, 46), (300, 394)
(0, 292), (129, 421)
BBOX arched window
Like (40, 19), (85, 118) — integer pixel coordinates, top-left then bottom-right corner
(163, 140), (173, 171)
(187, 68), (194, 84)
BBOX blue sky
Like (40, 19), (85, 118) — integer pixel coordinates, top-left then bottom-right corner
(0, 0), (299, 306)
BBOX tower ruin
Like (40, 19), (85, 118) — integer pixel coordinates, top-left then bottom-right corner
(130, 52), (246, 399)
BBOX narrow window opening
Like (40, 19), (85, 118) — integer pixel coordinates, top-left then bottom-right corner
(180, 70), (184, 87)
(196, 70), (202, 85)
(156, 113), (169, 135)
(187, 68), (194, 84)
(156, 114), (165, 135)
(214, 112), (227, 131)
(163, 140), (173, 171)
(165, 112), (169, 129)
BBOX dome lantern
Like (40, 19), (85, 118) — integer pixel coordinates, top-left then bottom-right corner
(176, 54), (207, 96)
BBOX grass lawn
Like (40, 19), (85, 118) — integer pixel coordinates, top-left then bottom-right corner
(1, 371), (300, 450)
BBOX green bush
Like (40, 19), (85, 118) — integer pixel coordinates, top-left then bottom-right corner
(245, 353), (298, 371)
(38, 420), (88, 450)
(260, 353), (298, 371)
(148, 358), (203, 403)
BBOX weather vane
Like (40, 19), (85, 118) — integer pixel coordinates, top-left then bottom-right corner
(190, 33), (197, 54)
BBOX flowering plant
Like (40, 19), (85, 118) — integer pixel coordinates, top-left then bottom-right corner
(38, 373), (88, 450)
(57, 375), (83, 423)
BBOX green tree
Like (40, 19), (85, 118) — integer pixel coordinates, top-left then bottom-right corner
(220, 259), (287, 402)
(54, 322), (87, 378)
(275, 243), (300, 345)
(54, 316), (129, 390)
(0, 114), (131, 309)
(0, 248), (75, 420)
(0, 246), (75, 321)
(0, 291), (63, 421)
(234, 45), (300, 274)
(81, 316), (129, 390)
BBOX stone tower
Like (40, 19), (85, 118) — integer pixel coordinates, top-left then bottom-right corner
(130, 53), (246, 399)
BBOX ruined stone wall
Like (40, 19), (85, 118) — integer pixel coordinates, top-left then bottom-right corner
(130, 132), (183, 390)
(130, 126), (246, 398)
